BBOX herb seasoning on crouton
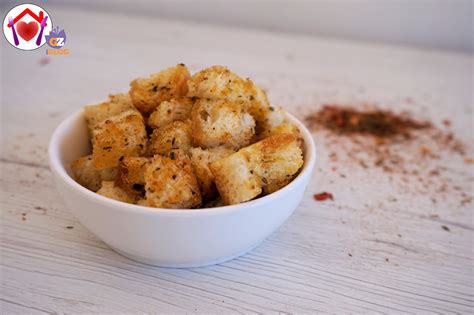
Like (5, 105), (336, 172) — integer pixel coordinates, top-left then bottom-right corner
(71, 64), (304, 209)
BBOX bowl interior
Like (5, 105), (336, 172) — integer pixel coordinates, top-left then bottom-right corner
(49, 109), (316, 213)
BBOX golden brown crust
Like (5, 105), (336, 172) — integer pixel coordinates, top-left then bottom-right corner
(92, 110), (147, 169)
(253, 134), (304, 194)
(255, 122), (302, 148)
(210, 134), (303, 204)
(144, 151), (202, 209)
(189, 146), (235, 201)
(210, 152), (262, 205)
(191, 98), (255, 149)
(187, 65), (270, 130)
(70, 155), (117, 191)
(97, 181), (136, 204)
(84, 94), (135, 133)
(148, 120), (193, 156)
(130, 64), (190, 116)
(187, 65), (254, 101)
(115, 157), (150, 197)
(147, 97), (194, 129)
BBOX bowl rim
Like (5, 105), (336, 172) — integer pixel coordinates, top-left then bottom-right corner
(48, 109), (317, 217)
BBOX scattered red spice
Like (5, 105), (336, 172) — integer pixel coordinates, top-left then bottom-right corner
(304, 103), (471, 207)
(38, 57), (50, 66)
(313, 192), (334, 201)
(464, 157), (474, 164)
(442, 119), (451, 127)
(305, 105), (430, 138)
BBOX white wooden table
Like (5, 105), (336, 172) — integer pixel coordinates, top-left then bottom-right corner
(1, 6), (473, 314)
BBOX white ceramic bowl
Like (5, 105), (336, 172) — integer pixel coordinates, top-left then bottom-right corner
(48, 110), (316, 267)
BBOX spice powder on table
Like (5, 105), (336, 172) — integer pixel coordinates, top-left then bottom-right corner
(304, 104), (471, 207)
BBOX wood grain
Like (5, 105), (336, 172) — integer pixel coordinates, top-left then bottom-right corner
(1, 6), (473, 314)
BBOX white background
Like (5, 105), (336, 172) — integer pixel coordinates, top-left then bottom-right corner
(1, 0), (472, 53)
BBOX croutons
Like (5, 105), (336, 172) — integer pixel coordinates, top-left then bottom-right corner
(147, 97), (194, 129)
(189, 146), (235, 201)
(246, 84), (272, 132)
(74, 65), (305, 209)
(203, 198), (225, 208)
(148, 120), (193, 156)
(209, 152), (262, 205)
(187, 65), (270, 130)
(70, 155), (117, 191)
(130, 64), (190, 116)
(210, 134), (303, 204)
(97, 181), (136, 204)
(143, 151), (202, 209)
(253, 134), (304, 194)
(84, 94), (135, 133)
(256, 122), (302, 147)
(187, 65), (255, 102)
(115, 157), (150, 197)
(92, 110), (147, 169)
(191, 98), (255, 149)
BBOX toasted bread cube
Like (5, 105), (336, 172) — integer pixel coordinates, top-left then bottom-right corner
(258, 106), (287, 132)
(136, 198), (149, 207)
(84, 94), (135, 132)
(189, 146), (235, 200)
(209, 152), (262, 205)
(148, 97), (194, 129)
(97, 181), (136, 204)
(187, 65), (255, 102)
(70, 155), (117, 191)
(92, 110), (147, 169)
(252, 134), (304, 194)
(187, 65), (270, 127)
(246, 84), (272, 132)
(210, 134), (303, 204)
(203, 198), (225, 208)
(115, 157), (150, 197)
(149, 120), (192, 156)
(256, 122), (302, 146)
(130, 64), (190, 116)
(191, 98), (255, 149)
(144, 151), (202, 209)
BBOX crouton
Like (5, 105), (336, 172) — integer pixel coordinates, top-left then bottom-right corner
(148, 120), (193, 156)
(209, 152), (262, 205)
(187, 65), (258, 102)
(84, 94), (135, 133)
(115, 157), (150, 197)
(252, 134), (304, 194)
(92, 110), (147, 169)
(189, 146), (235, 200)
(97, 181), (136, 204)
(147, 97), (194, 129)
(191, 98), (255, 149)
(256, 122), (302, 149)
(144, 151), (202, 209)
(130, 64), (190, 116)
(210, 134), (303, 204)
(246, 84), (272, 132)
(187, 65), (270, 128)
(203, 198), (225, 208)
(136, 198), (149, 207)
(70, 155), (117, 191)
(257, 106), (287, 132)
